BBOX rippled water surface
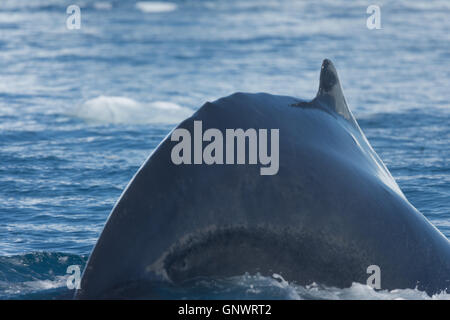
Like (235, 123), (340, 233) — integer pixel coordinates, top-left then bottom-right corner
(0, 0), (449, 299)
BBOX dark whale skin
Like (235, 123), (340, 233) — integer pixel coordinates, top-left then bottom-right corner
(75, 60), (450, 299)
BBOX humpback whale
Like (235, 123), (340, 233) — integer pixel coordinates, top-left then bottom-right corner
(76, 59), (450, 299)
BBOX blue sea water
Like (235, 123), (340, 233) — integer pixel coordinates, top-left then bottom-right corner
(0, 0), (449, 299)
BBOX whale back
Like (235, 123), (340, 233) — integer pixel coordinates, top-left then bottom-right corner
(76, 61), (450, 299)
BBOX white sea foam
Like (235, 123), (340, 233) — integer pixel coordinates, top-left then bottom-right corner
(22, 276), (67, 291)
(135, 2), (177, 13)
(74, 96), (193, 124)
(94, 2), (112, 10)
(0, 276), (67, 296)
(296, 282), (450, 300)
(230, 274), (450, 300)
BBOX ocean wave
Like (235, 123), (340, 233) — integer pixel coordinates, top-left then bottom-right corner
(174, 273), (450, 300)
(0, 252), (87, 299)
(1, 253), (448, 299)
(135, 2), (177, 13)
(73, 96), (193, 124)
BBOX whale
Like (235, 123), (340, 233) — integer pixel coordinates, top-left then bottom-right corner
(75, 59), (450, 299)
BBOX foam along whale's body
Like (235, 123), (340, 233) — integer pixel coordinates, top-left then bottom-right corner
(76, 60), (450, 299)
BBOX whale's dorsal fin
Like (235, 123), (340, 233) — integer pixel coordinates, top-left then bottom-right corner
(293, 59), (359, 129)
(315, 59), (352, 120)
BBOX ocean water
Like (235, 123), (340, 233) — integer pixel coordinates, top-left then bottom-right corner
(0, 0), (449, 299)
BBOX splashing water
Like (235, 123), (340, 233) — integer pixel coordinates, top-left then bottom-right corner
(74, 96), (193, 124)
